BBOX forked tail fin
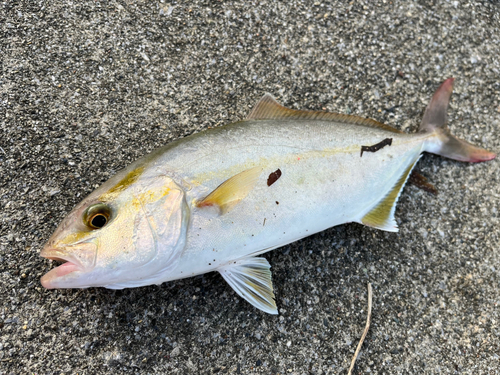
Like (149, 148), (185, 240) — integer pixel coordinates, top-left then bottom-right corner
(420, 78), (496, 163)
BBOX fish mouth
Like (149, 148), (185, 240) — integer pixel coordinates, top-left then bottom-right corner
(40, 248), (84, 289)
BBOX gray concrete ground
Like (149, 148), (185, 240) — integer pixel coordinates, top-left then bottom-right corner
(1, 1), (499, 374)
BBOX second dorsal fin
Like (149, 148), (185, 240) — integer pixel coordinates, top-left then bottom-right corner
(247, 93), (402, 134)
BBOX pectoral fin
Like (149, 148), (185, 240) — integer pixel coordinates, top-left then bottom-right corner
(218, 257), (277, 314)
(197, 167), (262, 214)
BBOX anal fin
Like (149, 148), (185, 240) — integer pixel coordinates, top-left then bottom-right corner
(361, 157), (421, 232)
(218, 257), (277, 314)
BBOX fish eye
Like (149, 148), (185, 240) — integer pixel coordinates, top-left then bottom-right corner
(89, 213), (107, 229)
(84, 203), (111, 230)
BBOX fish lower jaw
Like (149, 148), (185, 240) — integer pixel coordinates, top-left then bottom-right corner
(40, 249), (84, 288)
(40, 261), (81, 289)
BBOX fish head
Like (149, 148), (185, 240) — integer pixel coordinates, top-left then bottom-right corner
(41, 166), (189, 289)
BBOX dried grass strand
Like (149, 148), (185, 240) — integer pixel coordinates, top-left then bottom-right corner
(347, 283), (373, 375)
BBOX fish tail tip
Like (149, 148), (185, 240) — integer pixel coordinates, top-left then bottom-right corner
(467, 150), (496, 163)
(421, 79), (496, 163)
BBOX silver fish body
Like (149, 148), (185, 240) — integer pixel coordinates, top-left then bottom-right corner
(158, 120), (425, 273)
(41, 79), (495, 314)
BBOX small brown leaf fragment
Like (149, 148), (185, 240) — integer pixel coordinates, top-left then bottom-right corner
(267, 169), (282, 186)
(360, 138), (393, 157)
(409, 171), (438, 195)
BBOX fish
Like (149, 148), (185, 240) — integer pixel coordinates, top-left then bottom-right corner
(40, 79), (495, 314)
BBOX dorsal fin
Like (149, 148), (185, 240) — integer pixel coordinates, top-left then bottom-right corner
(247, 93), (402, 134)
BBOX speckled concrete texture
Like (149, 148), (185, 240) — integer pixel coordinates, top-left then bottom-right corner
(1, 1), (499, 374)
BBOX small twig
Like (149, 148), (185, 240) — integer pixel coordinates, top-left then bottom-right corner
(348, 283), (373, 375)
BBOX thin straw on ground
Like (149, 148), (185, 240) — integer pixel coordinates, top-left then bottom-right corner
(348, 283), (373, 375)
